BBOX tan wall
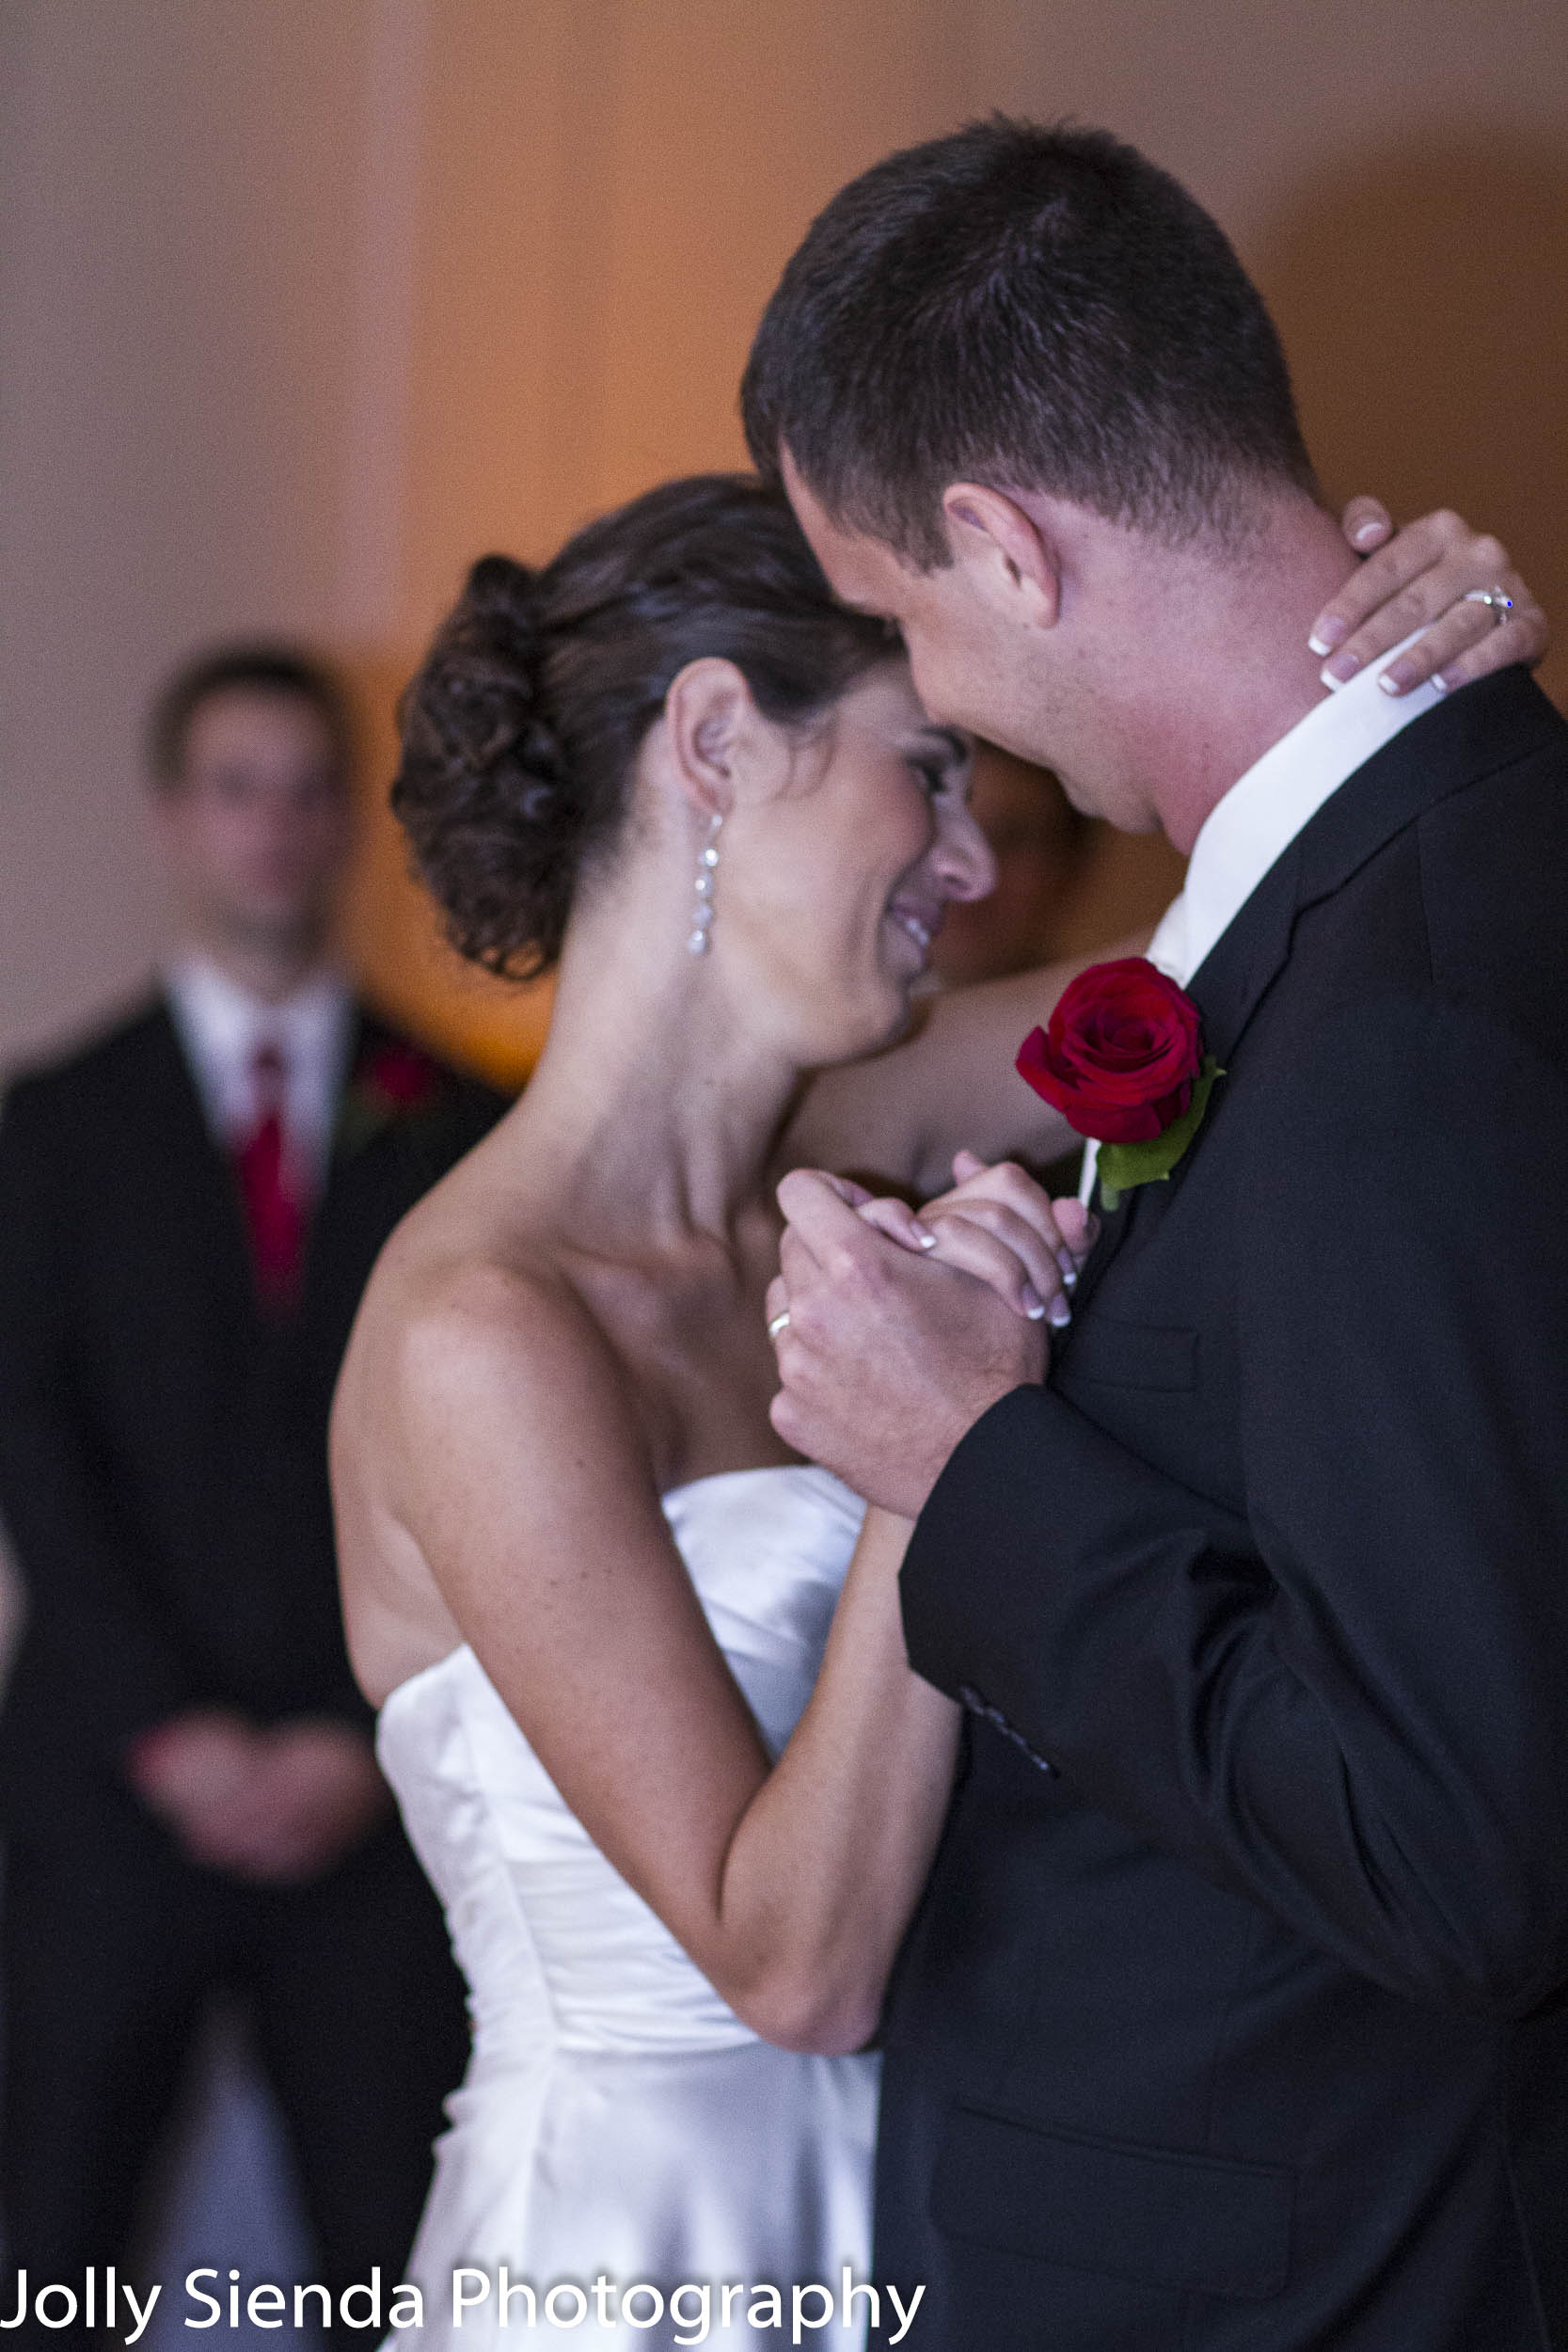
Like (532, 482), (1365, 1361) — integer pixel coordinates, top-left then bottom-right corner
(3, 0), (1565, 1085)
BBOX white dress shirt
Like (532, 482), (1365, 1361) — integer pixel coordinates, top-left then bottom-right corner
(165, 954), (354, 1199)
(1081, 635), (1445, 1201)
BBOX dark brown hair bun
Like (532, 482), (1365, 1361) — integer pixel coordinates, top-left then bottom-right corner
(393, 474), (896, 980)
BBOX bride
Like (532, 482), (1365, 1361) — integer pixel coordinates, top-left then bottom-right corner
(330, 474), (1539, 2347)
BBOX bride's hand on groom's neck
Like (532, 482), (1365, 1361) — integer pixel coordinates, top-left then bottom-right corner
(1312, 499), (1547, 696)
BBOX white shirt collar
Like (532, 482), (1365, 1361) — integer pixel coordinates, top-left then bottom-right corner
(165, 953), (353, 1183)
(1146, 630), (1444, 990)
(1081, 634), (1443, 1205)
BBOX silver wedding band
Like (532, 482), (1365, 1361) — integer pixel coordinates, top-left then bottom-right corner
(767, 1310), (792, 1340)
(1464, 587), (1514, 627)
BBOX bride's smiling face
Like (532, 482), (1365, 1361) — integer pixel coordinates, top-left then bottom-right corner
(719, 658), (995, 1066)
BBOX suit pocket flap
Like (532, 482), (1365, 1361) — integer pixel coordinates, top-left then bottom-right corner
(1058, 1314), (1197, 1391)
(932, 2104), (1291, 2302)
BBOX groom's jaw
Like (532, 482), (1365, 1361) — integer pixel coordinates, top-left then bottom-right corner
(1096, 491), (1368, 853)
(782, 443), (1363, 864)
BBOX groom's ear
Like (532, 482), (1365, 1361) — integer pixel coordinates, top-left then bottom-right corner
(940, 485), (1061, 630)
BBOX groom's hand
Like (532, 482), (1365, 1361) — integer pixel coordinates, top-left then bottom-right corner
(768, 1168), (1047, 1517)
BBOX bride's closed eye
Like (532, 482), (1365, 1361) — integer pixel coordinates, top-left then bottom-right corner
(909, 757), (953, 800)
(907, 734), (972, 803)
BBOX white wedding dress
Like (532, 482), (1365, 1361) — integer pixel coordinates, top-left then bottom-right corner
(375, 1465), (879, 2348)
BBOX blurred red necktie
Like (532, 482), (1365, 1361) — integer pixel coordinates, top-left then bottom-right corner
(233, 1041), (306, 1311)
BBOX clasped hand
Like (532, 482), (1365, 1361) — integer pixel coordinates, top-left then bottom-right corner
(767, 1152), (1094, 1518)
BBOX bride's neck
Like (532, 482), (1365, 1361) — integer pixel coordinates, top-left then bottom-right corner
(502, 892), (803, 1255)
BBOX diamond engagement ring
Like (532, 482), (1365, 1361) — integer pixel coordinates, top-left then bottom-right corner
(1464, 587), (1515, 627)
(767, 1310), (792, 1340)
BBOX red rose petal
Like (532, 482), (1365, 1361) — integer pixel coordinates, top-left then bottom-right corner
(1017, 958), (1203, 1143)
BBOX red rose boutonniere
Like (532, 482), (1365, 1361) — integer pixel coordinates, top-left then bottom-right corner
(1016, 957), (1223, 1211)
(337, 1040), (444, 1157)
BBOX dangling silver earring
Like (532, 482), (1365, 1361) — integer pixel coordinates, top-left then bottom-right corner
(688, 810), (722, 956)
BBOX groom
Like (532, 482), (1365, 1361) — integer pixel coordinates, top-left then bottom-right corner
(745, 122), (1568, 2348)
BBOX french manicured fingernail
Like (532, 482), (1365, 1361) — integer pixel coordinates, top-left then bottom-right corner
(1057, 1248), (1079, 1287)
(1377, 660), (1417, 696)
(1352, 518), (1384, 548)
(1048, 1295), (1072, 1329)
(1307, 615), (1347, 655)
(911, 1221), (937, 1248)
(1022, 1283), (1047, 1318)
(1320, 649), (1359, 688)
(1431, 669), (1452, 693)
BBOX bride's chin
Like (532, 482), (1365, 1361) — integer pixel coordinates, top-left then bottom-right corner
(880, 990), (918, 1046)
(788, 993), (909, 1078)
(846, 984), (917, 1062)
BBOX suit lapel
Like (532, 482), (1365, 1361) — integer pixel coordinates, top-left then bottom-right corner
(1070, 838), (1303, 1317)
(1070, 669), (1564, 1312)
(1193, 666), (1562, 1067)
(296, 1006), (374, 1310)
(305, 1005), (438, 1302)
(320, 1005), (373, 1187)
(141, 1000), (260, 1317)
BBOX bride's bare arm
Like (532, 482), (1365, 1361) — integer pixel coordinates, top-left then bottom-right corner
(721, 1502), (958, 2050)
(385, 1264), (957, 2055)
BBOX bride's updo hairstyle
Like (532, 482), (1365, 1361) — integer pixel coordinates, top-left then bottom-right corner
(393, 473), (900, 980)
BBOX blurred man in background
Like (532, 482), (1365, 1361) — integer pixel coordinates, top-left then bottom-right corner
(0, 647), (503, 2340)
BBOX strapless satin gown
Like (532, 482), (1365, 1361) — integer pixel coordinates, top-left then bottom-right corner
(376, 1466), (879, 2348)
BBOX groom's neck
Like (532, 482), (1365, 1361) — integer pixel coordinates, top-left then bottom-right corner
(1103, 496), (1359, 855)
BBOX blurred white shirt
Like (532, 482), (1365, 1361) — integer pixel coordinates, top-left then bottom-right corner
(166, 953), (353, 1197)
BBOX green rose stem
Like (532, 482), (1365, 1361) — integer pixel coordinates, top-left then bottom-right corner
(1097, 1057), (1225, 1212)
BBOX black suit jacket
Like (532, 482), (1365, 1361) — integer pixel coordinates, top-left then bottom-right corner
(0, 993), (506, 1854)
(881, 670), (1568, 2349)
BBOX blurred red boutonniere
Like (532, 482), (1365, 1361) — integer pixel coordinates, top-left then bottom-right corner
(1016, 957), (1223, 1212)
(337, 1040), (443, 1156)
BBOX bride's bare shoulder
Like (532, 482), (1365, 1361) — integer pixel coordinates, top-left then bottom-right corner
(332, 1183), (655, 1703)
(345, 1186), (633, 1482)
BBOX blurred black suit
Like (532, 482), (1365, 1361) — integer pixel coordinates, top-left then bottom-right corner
(0, 993), (505, 2323)
(882, 671), (1568, 2348)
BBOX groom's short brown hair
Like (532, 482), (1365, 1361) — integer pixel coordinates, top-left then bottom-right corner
(741, 118), (1319, 568)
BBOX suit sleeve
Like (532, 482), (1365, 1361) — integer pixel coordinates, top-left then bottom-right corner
(0, 1077), (196, 1752)
(901, 992), (1568, 2015)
